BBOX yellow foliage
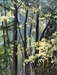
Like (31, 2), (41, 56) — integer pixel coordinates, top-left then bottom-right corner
(29, 55), (36, 61)
(50, 39), (55, 44)
(31, 7), (38, 13)
(36, 41), (46, 47)
(0, 15), (9, 22)
(24, 59), (29, 63)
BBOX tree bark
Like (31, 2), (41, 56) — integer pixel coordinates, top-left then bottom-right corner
(24, 9), (30, 75)
(13, 0), (18, 75)
(40, 21), (50, 40)
(24, 9), (28, 59)
(36, 12), (39, 42)
(35, 12), (39, 75)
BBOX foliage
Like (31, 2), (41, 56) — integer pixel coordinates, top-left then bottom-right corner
(24, 31), (57, 74)
(0, 0), (57, 75)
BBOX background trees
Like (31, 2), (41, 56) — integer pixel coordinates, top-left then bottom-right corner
(0, 0), (57, 75)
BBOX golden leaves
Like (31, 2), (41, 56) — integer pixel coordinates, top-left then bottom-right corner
(0, 11), (14, 22)
(45, 13), (51, 18)
(19, 9), (26, 14)
(0, 15), (9, 22)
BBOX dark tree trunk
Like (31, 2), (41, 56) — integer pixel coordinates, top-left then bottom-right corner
(40, 21), (50, 41)
(24, 9), (30, 75)
(13, 0), (18, 75)
(2, 18), (8, 75)
(35, 12), (39, 75)
(1, 12), (5, 51)
(35, 12), (39, 55)
(36, 12), (39, 42)
(24, 9), (28, 59)
(2, 21), (7, 61)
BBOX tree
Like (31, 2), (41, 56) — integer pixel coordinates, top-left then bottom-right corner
(0, 0), (57, 75)
(13, 0), (18, 75)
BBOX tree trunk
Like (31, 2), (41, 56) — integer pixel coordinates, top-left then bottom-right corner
(36, 12), (39, 42)
(24, 9), (28, 59)
(2, 21), (8, 75)
(40, 21), (50, 40)
(24, 9), (30, 75)
(35, 12), (39, 75)
(13, 0), (18, 75)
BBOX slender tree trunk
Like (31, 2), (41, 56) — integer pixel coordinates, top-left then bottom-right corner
(2, 21), (7, 60)
(29, 23), (32, 55)
(24, 9), (28, 59)
(40, 21), (50, 41)
(2, 21), (8, 75)
(24, 9), (30, 75)
(35, 12), (39, 55)
(13, 0), (18, 75)
(35, 12), (39, 75)
(4, 8), (9, 46)
(35, 12), (39, 42)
